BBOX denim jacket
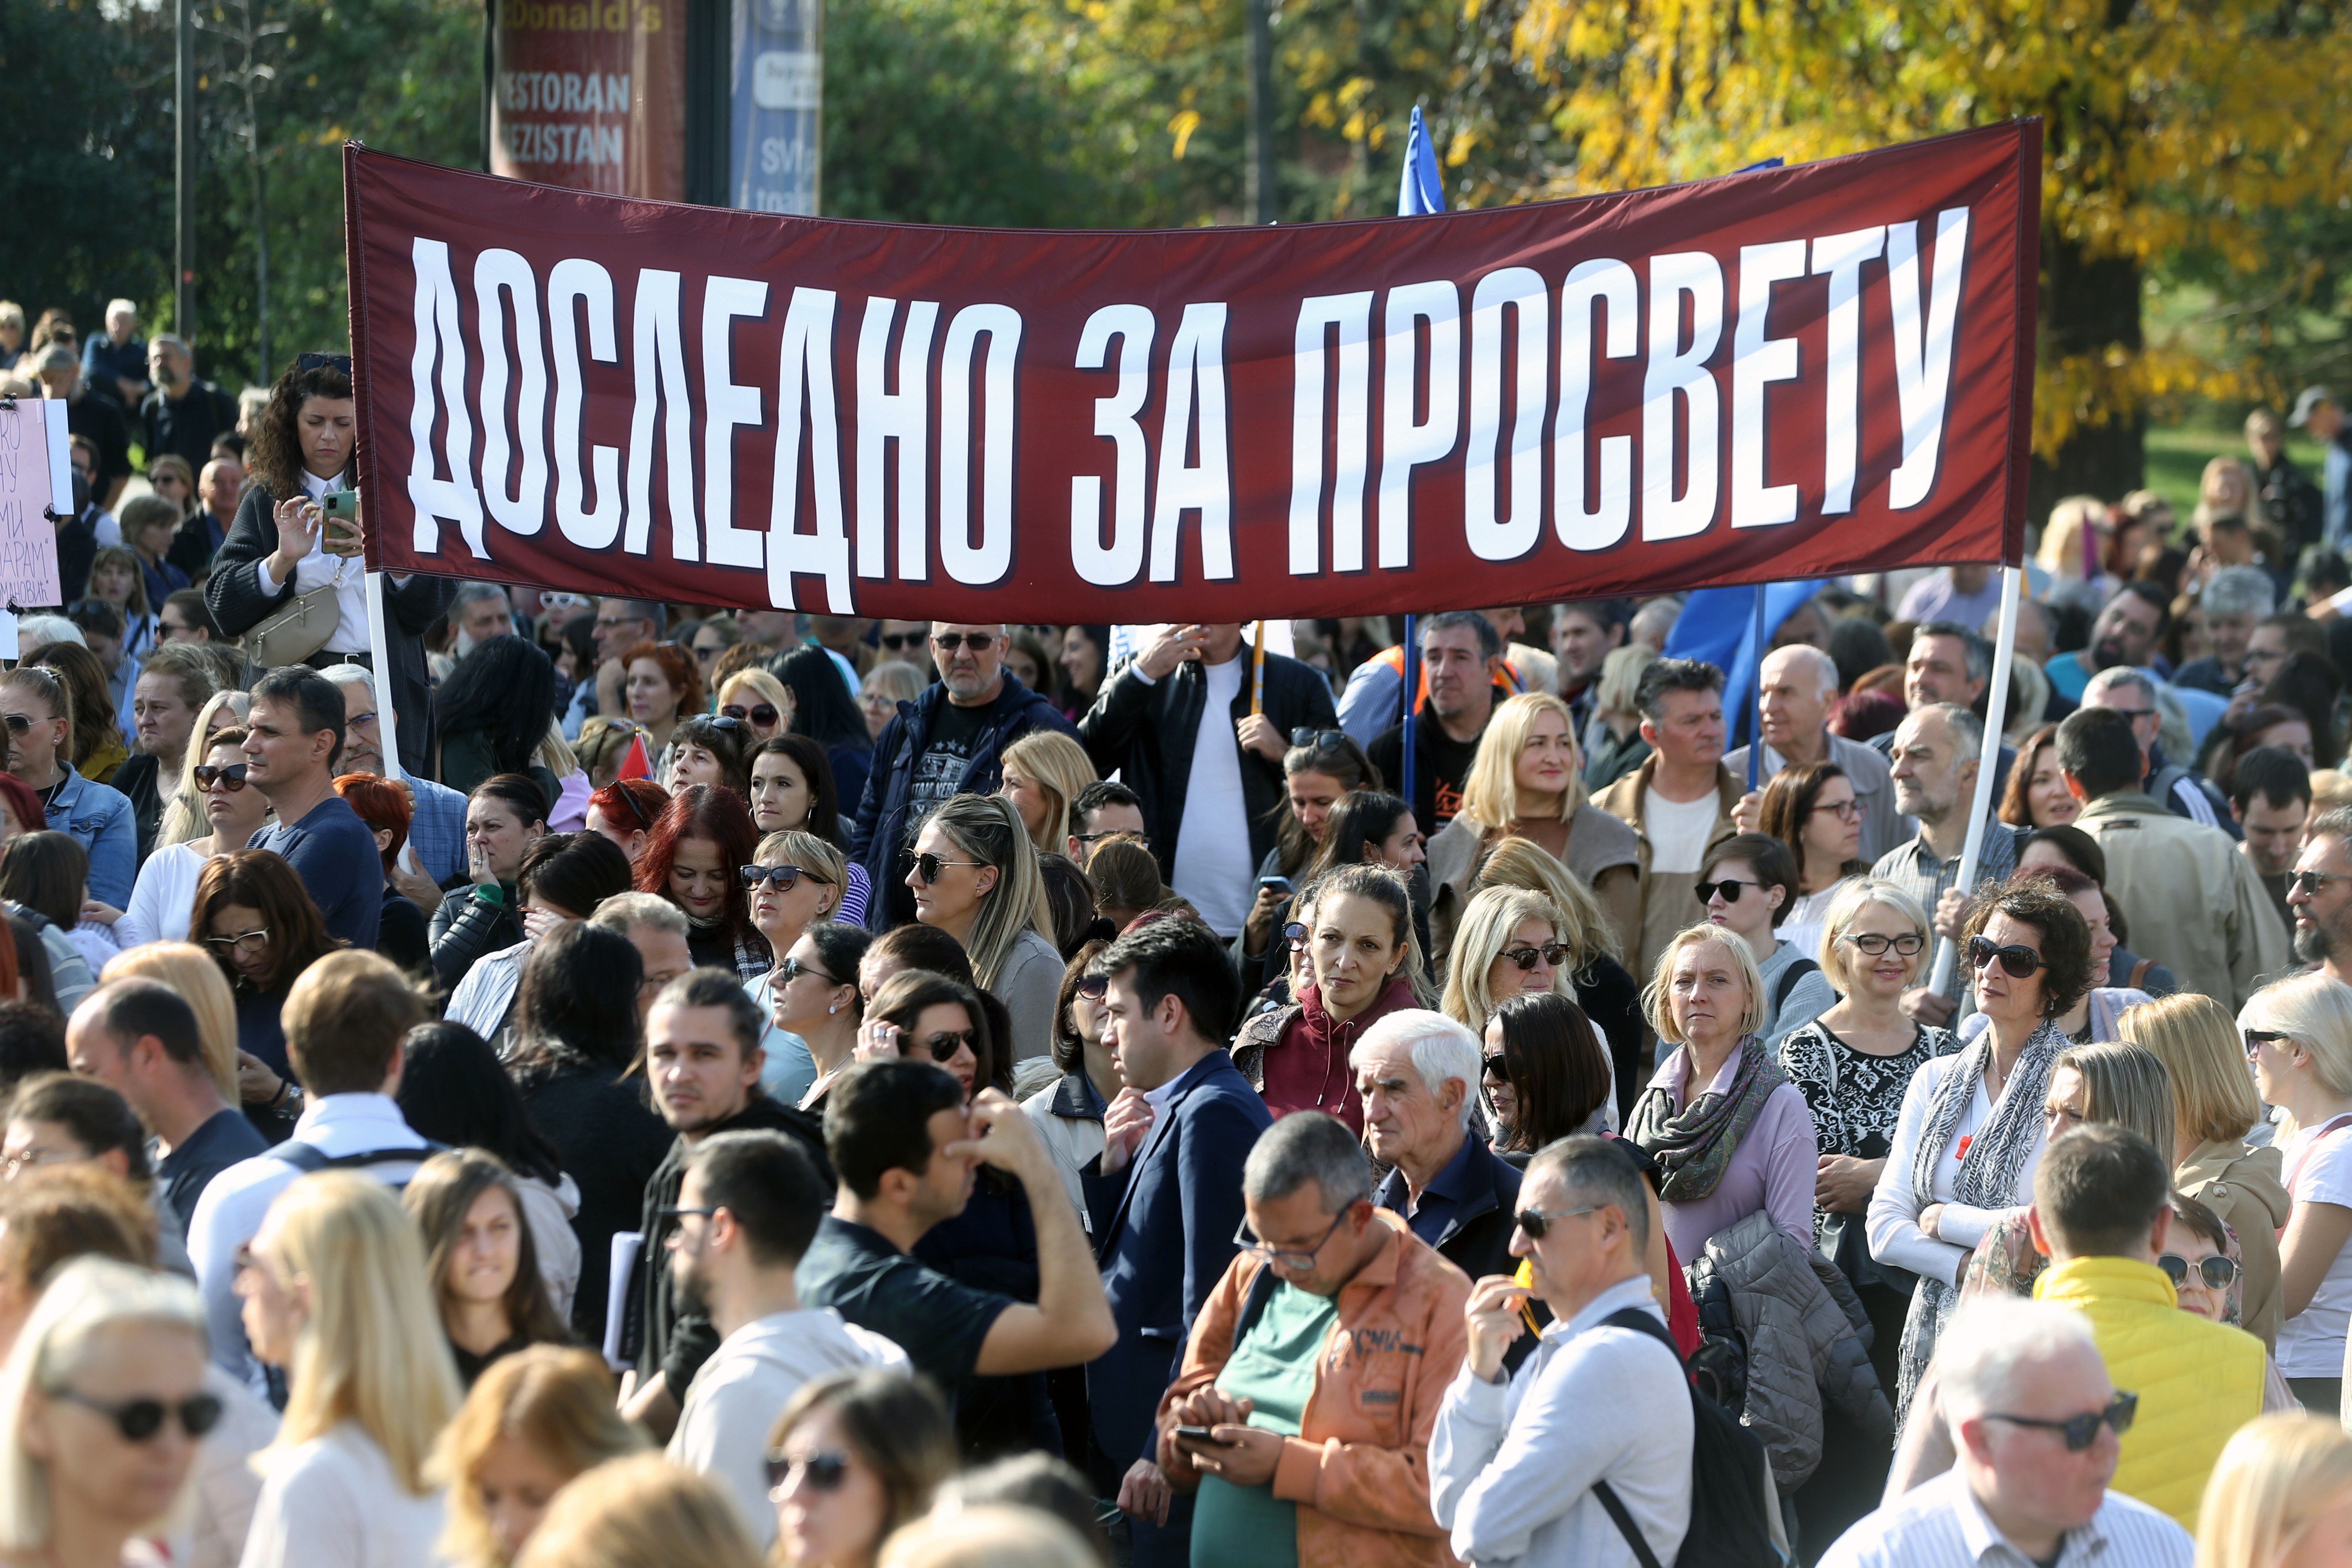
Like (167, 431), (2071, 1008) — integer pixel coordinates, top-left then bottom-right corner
(45, 763), (136, 906)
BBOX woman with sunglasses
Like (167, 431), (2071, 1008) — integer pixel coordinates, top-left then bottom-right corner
(0, 665), (134, 911)
(906, 794), (1062, 1063)
(1440, 887), (1580, 1047)
(715, 668), (796, 744)
(769, 1367), (957, 1568)
(431, 774), (551, 994)
(691, 614), (741, 678)
(1236, 732), (1382, 994)
(1868, 879), (2090, 1421)
(2240, 970), (2352, 1413)
(584, 778), (669, 867)
(236, 1171), (461, 1568)
(1696, 833), (1837, 1049)
(666, 715), (753, 798)
(2119, 991), (2290, 1348)
(771, 921), (871, 1116)
(0, 1256), (216, 1568)
(1952, 863), (2154, 1048)
(435, 634), (564, 805)
(640, 784), (769, 980)
(1468, 834), (1645, 1122)
(618, 641), (702, 783)
(744, 831), (849, 1104)
(124, 726), (271, 951)
(194, 848), (341, 1134)
(1756, 760), (1869, 961)
(156, 690), (253, 849)
(1426, 691), (1639, 970)
(428, 1345), (647, 1568)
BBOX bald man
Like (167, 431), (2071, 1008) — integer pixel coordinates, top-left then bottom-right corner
(1726, 643), (1907, 862)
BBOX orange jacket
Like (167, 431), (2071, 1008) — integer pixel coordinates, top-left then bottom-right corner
(1155, 1210), (1471, 1568)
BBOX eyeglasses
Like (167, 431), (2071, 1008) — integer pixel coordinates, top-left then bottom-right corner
(0, 1146), (68, 1178)
(766, 1448), (852, 1494)
(920, 1029), (978, 1061)
(743, 864), (829, 890)
(1695, 879), (1762, 904)
(192, 764), (250, 792)
(931, 632), (997, 652)
(347, 710), (378, 731)
(1074, 974), (1109, 1001)
(1073, 831), (1152, 852)
(0, 715), (31, 735)
(2244, 1029), (2292, 1060)
(656, 1205), (717, 1222)
(206, 928), (270, 958)
(1514, 1204), (1602, 1240)
(1480, 1054), (1510, 1083)
(780, 956), (842, 987)
(46, 1387), (225, 1443)
(1499, 942), (1570, 971)
(878, 631), (923, 652)
(2104, 706), (2158, 725)
(1289, 727), (1349, 750)
(1986, 1392), (2138, 1453)
(2292, 870), (2352, 897)
(910, 852), (987, 884)
(1283, 920), (1309, 950)
(721, 703), (780, 727)
(2156, 1253), (2239, 1291)
(1809, 798), (1862, 821)
(1967, 936), (2047, 979)
(1234, 1209), (1349, 1271)
(1841, 932), (1926, 957)
(295, 352), (353, 376)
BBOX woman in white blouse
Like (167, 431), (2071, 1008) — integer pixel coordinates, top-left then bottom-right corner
(2242, 971), (2352, 1414)
(1867, 880), (2092, 1422)
(117, 725), (273, 950)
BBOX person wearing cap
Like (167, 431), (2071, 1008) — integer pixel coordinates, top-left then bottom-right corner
(2247, 406), (2324, 556)
(2289, 387), (2351, 554)
(35, 345), (131, 509)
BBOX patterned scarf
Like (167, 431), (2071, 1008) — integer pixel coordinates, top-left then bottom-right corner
(1626, 1036), (1787, 1204)
(1907, 1017), (2066, 1208)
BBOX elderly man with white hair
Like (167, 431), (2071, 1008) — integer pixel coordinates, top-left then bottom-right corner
(1726, 643), (1905, 862)
(1356, 1009), (1527, 1284)
(1818, 1296), (2190, 1565)
(2080, 665), (2235, 834)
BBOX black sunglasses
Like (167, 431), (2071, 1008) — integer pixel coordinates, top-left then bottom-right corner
(742, 863), (823, 890)
(780, 956), (842, 987)
(48, 1387), (224, 1442)
(920, 1028), (978, 1061)
(0, 714), (30, 735)
(1987, 1392), (2137, 1452)
(2156, 1253), (2239, 1291)
(767, 1448), (853, 1492)
(1074, 974), (1109, 1000)
(1500, 942), (1570, 971)
(1480, 1054), (1510, 1082)
(1283, 920), (1309, 949)
(910, 852), (986, 885)
(721, 702), (780, 727)
(192, 763), (250, 792)
(1695, 879), (1761, 904)
(1289, 727), (1349, 750)
(931, 632), (997, 652)
(2245, 1029), (2292, 1061)
(2293, 869), (2352, 897)
(295, 352), (353, 375)
(691, 715), (748, 738)
(1514, 1204), (1601, 1240)
(878, 631), (923, 652)
(1967, 936), (2047, 979)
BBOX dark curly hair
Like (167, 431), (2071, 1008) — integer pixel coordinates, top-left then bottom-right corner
(1960, 879), (2094, 1019)
(246, 356), (356, 500)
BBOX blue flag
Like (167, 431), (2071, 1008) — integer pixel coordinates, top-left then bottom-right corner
(1662, 582), (1824, 749)
(1399, 106), (1446, 217)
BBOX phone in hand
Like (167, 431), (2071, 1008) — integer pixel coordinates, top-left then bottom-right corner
(1173, 1425), (1233, 1446)
(319, 489), (362, 554)
(1257, 875), (1294, 895)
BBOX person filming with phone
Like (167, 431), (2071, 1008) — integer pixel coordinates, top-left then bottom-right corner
(203, 354), (454, 778)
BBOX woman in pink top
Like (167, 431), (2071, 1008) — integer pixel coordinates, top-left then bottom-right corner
(1625, 923), (1819, 1264)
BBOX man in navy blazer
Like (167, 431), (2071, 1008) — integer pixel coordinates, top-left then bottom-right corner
(1080, 916), (1272, 1567)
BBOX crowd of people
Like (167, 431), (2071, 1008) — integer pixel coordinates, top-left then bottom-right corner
(1, 324), (2352, 1568)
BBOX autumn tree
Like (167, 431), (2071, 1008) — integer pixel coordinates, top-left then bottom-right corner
(1500, 0), (2352, 510)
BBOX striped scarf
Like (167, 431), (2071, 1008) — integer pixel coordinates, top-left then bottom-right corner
(1626, 1036), (1787, 1204)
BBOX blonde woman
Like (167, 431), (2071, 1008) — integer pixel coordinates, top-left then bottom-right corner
(2037, 494), (2118, 614)
(2194, 1412), (2352, 1568)
(2241, 973), (2352, 1412)
(715, 667), (796, 745)
(905, 794), (1060, 1061)
(512, 1453), (760, 1568)
(427, 1345), (647, 1568)
(1626, 921), (1818, 1262)
(2121, 991), (2290, 1349)
(235, 1171), (462, 1568)
(1441, 887), (1570, 1032)
(0, 1257), (215, 1568)
(998, 730), (1097, 858)
(1426, 691), (1639, 965)
(745, 829), (848, 1102)
(1470, 833), (1643, 1119)
(157, 690), (254, 847)
(1580, 643), (1657, 791)
(101, 941), (241, 1103)
(118, 724), (270, 948)
(859, 662), (925, 743)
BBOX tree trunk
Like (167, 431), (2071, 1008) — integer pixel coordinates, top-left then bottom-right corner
(2027, 227), (2145, 525)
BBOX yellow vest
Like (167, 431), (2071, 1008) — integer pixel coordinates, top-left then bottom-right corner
(2032, 1255), (2267, 1530)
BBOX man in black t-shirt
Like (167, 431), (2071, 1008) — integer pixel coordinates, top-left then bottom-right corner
(799, 1058), (1115, 1454)
(1366, 611), (1504, 833)
(139, 336), (239, 473)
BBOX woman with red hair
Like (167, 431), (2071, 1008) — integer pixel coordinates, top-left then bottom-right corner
(586, 779), (669, 867)
(620, 641), (701, 782)
(335, 773), (428, 976)
(635, 784), (765, 978)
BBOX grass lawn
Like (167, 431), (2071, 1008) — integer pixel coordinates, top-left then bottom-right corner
(2143, 421), (2332, 519)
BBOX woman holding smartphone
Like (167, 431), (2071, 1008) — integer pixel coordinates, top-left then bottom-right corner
(201, 353), (454, 778)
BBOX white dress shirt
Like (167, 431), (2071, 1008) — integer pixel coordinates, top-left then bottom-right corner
(1817, 1465), (2191, 1567)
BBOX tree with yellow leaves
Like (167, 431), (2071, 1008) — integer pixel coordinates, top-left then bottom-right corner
(1502, 0), (2352, 507)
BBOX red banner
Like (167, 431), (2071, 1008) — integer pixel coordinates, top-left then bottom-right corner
(345, 122), (2039, 620)
(488, 0), (685, 200)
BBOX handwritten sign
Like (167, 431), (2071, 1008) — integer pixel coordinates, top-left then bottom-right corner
(0, 400), (68, 643)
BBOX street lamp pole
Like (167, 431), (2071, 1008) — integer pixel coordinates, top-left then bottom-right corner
(176, 0), (197, 341)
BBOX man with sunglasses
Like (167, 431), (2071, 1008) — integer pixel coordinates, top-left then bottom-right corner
(1431, 1135), (1693, 1568)
(1875, 1127), (2259, 1540)
(1152, 1111), (1470, 1568)
(1823, 1294), (2190, 1567)
(1078, 621), (1336, 938)
(2062, 706), (2283, 1010)
(1352, 1010), (1525, 1285)
(850, 621), (1076, 930)
(2288, 808), (2352, 987)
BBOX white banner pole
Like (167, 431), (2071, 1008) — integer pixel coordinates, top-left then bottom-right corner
(1927, 564), (2023, 995)
(364, 571), (400, 780)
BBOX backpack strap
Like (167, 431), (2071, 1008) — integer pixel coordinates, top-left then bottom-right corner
(1592, 1481), (1667, 1568)
(265, 1139), (446, 1176)
(2127, 956), (2153, 991)
(1772, 958), (1820, 1016)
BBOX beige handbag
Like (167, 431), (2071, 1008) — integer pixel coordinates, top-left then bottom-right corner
(246, 581), (341, 667)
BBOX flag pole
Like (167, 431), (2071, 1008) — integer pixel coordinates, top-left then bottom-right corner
(1928, 564), (2023, 995)
(1250, 621), (1267, 716)
(1401, 615), (1417, 808)
(1748, 585), (1766, 791)
(364, 570), (400, 779)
